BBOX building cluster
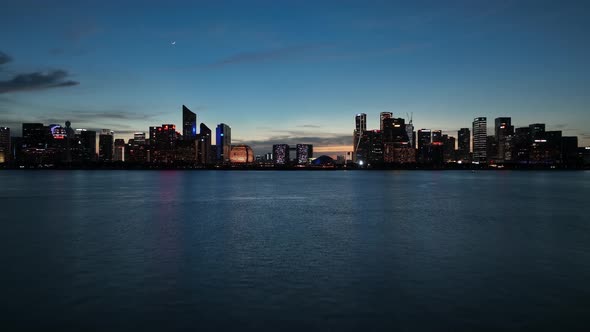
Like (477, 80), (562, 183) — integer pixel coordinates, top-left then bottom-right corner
(352, 112), (588, 168)
(1, 107), (589, 169)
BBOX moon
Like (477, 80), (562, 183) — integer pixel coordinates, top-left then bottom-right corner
(171, 41), (176, 45)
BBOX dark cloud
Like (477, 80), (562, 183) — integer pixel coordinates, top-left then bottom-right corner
(0, 70), (79, 94)
(0, 51), (12, 65)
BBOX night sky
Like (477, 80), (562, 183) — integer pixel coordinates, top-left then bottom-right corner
(1, 0), (589, 155)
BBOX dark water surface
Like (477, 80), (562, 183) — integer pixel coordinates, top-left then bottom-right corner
(1, 170), (589, 331)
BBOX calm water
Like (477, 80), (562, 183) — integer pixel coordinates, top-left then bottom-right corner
(1, 170), (589, 331)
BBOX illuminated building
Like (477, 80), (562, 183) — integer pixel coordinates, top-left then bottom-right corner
(432, 130), (442, 143)
(296, 144), (313, 164)
(406, 116), (414, 148)
(22, 123), (46, 149)
(182, 105), (197, 140)
(382, 118), (408, 143)
(353, 113), (367, 162)
(472, 117), (487, 163)
(384, 142), (416, 164)
(380, 112), (392, 131)
(417, 129), (432, 163)
(495, 117), (514, 161)
(98, 129), (114, 161)
(0, 127), (9, 163)
(513, 127), (531, 163)
(152, 124), (178, 163)
(230, 145), (255, 163)
(442, 134), (456, 162)
(216, 123), (231, 162)
(197, 123), (212, 164)
(529, 123), (545, 141)
(273, 144), (290, 165)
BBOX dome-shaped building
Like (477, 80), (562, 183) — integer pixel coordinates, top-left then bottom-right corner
(311, 155), (335, 166)
(230, 145), (255, 163)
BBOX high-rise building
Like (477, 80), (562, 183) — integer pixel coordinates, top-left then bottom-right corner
(406, 121), (414, 148)
(380, 112), (393, 131)
(216, 123), (231, 162)
(417, 129), (431, 150)
(529, 123), (545, 141)
(182, 105), (197, 140)
(79, 130), (97, 161)
(442, 134), (456, 162)
(0, 127), (10, 163)
(22, 123), (47, 149)
(432, 130), (443, 143)
(273, 144), (290, 165)
(457, 128), (470, 161)
(229, 145), (255, 163)
(495, 117), (514, 161)
(296, 144), (313, 164)
(472, 117), (487, 162)
(382, 118), (408, 143)
(114, 138), (126, 162)
(197, 123), (212, 164)
(98, 129), (114, 161)
(353, 113), (367, 162)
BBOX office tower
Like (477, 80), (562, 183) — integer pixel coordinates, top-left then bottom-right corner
(406, 120), (414, 148)
(216, 123), (231, 162)
(417, 129), (432, 164)
(80, 130), (97, 161)
(442, 135), (456, 162)
(127, 132), (147, 163)
(486, 135), (497, 163)
(382, 118), (408, 143)
(380, 112), (393, 131)
(273, 144), (290, 165)
(353, 113), (367, 162)
(561, 136), (579, 166)
(134, 132), (146, 143)
(114, 138), (126, 162)
(197, 123), (212, 164)
(0, 127), (10, 163)
(457, 128), (470, 161)
(296, 144), (313, 164)
(229, 145), (255, 163)
(366, 130), (384, 164)
(432, 130), (443, 143)
(98, 129), (114, 161)
(417, 129), (431, 150)
(494, 117), (514, 161)
(529, 123), (545, 140)
(22, 123), (47, 149)
(472, 117), (487, 162)
(182, 105), (197, 140)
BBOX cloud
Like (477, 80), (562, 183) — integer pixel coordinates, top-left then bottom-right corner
(0, 51), (12, 65)
(0, 70), (79, 94)
(203, 44), (329, 68)
(0, 51), (79, 94)
(297, 124), (321, 128)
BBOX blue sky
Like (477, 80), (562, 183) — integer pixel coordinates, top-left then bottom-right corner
(1, 0), (589, 154)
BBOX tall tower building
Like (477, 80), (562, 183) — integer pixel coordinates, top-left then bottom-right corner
(182, 105), (197, 140)
(495, 117), (513, 161)
(197, 123), (212, 164)
(273, 144), (290, 165)
(457, 128), (471, 161)
(0, 127), (10, 163)
(472, 117), (487, 162)
(98, 129), (114, 161)
(380, 112), (393, 131)
(80, 130), (97, 161)
(353, 113), (367, 162)
(216, 123), (231, 162)
(406, 114), (414, 148)
(296, 144), (313, 164)
(417, 129), (432, 150)
(432, 130), (443, 143)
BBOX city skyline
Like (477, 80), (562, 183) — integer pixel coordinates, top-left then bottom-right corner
(1, 1), (590, 156)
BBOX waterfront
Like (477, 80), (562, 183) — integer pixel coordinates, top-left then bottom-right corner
(1, 171), (589, 331)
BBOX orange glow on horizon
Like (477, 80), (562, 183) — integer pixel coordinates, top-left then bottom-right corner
(313, 145), (353, 153)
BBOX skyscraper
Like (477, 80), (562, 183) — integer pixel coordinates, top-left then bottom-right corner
(495, 117), (513, 161)
(80, 130), (97, 161)
(417, 129), (432, 150)
(472, 117), (487, 162)
(380, 112), (393, 131)
(197, 123), (212, 164)
(406, 118), (414, 149)
(182, 105), (197, 140)
(457, 128), (470, 161)
(98, 129), (114, 161)
(353, 113), (367, 162)
(0, 127), (10, 163)
(114, 138), (126, 162)
(382, 118), (408, 143)
(22, 123), (46, 149)
(216, 123), (231, 162)
(432, 130), (443, 143)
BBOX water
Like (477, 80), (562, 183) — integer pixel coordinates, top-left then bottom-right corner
(1, 170), (589, 331)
